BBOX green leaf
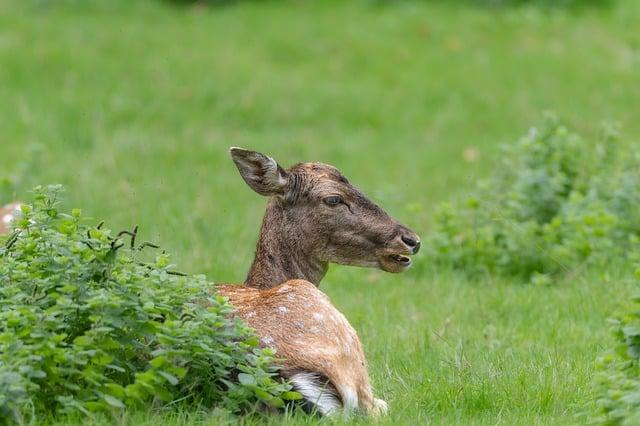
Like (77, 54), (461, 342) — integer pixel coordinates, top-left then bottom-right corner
(125, 384), (146, 401)
(104, 383), (126, 398)
(73, 335), (92, 347)
(153, 386), (173, 402)
(254, 388), (271, 400)
(84, 401), (105, 412)
(149, 356), (167, 368)
(106, 364), (126, 373)
(158, 371), (179, 386)
(282, 391), (303, 400)
(238, 373), (257, 386)
(267, 396), (284, 408)
(170, 366), (188, 379)
(103, 395), (126, 409)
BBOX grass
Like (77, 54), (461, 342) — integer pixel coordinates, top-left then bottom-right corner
(1, 0), (640, 424)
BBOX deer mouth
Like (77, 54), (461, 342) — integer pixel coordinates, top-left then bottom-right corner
(377, 252), (413, 273)
(390, 254), (412, 266)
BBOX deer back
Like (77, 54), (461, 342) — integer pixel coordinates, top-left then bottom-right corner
(217, 280), (377, 412)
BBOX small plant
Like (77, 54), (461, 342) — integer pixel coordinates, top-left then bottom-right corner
(590, 267), (640, 425)
(0, 185), (296, 424)
(425, 115), (640, 282)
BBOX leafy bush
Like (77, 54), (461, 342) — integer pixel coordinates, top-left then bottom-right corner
(0, 185), (296, 424)
(425, 116), (640, 282)
(591, 268), (640, 425)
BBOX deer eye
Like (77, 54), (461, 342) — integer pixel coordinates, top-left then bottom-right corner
(323, 196), (342, 206)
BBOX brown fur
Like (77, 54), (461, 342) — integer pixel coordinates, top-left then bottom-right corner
(218, 280), (382, 414)
(221, 148), (421, 416)
(239, 161), (420, 289)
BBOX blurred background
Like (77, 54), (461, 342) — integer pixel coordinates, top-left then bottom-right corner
(1, 0), (639, 423)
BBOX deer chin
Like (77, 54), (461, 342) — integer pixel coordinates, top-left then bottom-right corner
(378, 253), (413, 273)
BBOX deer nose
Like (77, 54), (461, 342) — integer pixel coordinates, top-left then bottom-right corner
(401, 235), (421, 254)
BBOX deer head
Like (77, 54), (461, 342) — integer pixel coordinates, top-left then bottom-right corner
(230, 147), (420, 289)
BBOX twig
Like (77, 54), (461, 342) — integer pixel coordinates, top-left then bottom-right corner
(5, 231), (20, 250)
(137, 242), (160, 251)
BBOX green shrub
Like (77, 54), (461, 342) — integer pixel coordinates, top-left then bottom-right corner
(0, 185), (296, 424)
(591, 268), (640, 425)
(425, 116), (640, 282)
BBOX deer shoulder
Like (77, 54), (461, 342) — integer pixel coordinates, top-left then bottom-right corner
(218, 279), (386, 416)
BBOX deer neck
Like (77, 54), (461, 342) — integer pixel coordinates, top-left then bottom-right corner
(245, 202), (328, 289)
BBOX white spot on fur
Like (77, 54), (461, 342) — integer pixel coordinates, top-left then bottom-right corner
(290, 372), (341, 416)
(261, 335), (274, 346)
(310, 326), (320, 334)
(246, 311), (256, 318)
(277, 285), (290, 293)
(294, 320), (305, 329)
(313, 312), (324, 322)
(277, 306), (288, 314)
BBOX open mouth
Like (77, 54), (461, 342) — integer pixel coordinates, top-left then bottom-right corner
(389, 254), (412, 267)
(377, 250), (415, 273)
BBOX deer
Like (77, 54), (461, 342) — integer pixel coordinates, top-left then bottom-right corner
(216, 148), (421, 416)
(0, 148), (421, 417)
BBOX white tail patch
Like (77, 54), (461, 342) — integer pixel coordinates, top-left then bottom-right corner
(337, 385), (359, 412)
(289, 372), (342, 416)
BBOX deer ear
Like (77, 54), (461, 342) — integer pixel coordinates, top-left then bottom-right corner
(229, 147), (289, 196)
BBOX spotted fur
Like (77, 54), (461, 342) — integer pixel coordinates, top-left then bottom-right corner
(218, 280), (380, 415)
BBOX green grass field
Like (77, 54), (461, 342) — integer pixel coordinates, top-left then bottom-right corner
(2, 0), (640, 424)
